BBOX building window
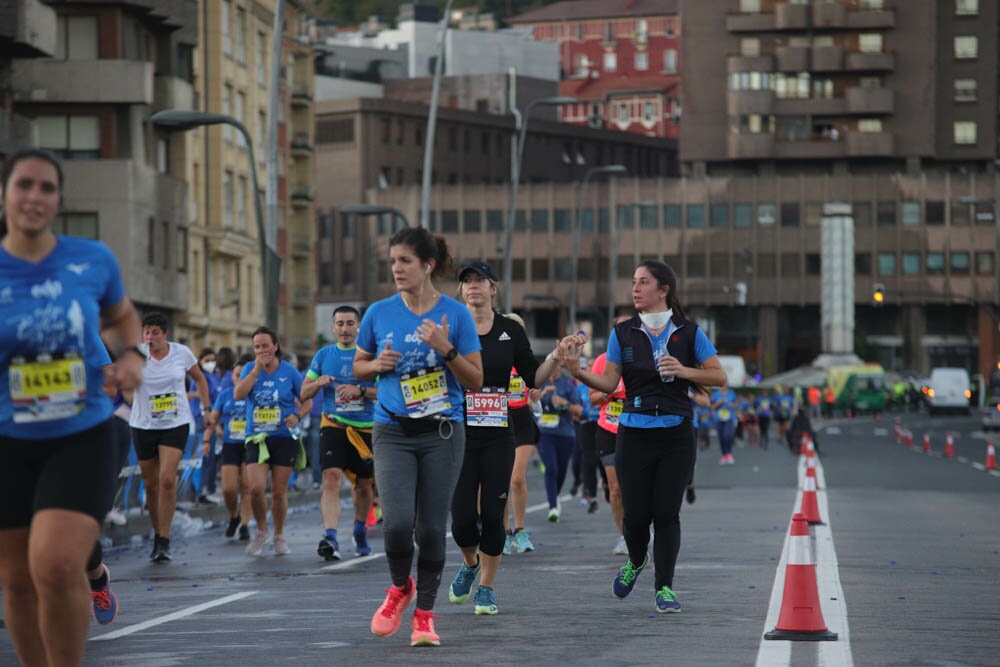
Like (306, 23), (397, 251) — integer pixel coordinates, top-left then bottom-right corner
(486, 210), (503, 232)
(554, 208), (572, 232)
(636, 19), (648, 43)
(687, 254), (705, 278)
(147, 218), (156, 265)
(223, 85), (233, 142)
(757, 253), (775, 278)
(56, 15), (98, 60)
(926, 252), (945, 274)
(235, 92), (246, 146)
(235, 8), (246, 63)
(855, 253), (871, 275)
(858, 118), (883, 133)
(664, 49), (677, 74)
(56, 213), (98, 239)
(901, 201), (920, 226)
(805, 202), (823, 226)
(781, 253), (800, 278)
(757, 203), (776, 226)
(643, 101), (655, 123)
(635, 51), (648, 71)
(902, 252), (920, 275)
(236, 176), (247, 231)
(950, 201), (970, 226)
(951, 251), (970, 274)
(806, 254), (821, 276)
(37, 116), (100, 160)
(953, 121), (977, 144)
(161, 221), (170, 270)
(222, 1), (232, 56)
(734, 204), (753, 228)
(463, 210), (481, 233)
(740, 0), (761, 11)
(860, 0), (884, 7)
(531, 258), (550, 281)
(858, 33), (883, 53)
(853, 202), (872, 227)
(710, 204), (729, 228)
(638, 205), (657, 229)
(975, 252), (994, 275)
(604, 52), (617, 72)
(954, 78), (977, 102)
(780, 203), (799, 227)
(664, 205), (681, 228)
(553, 258), (574, 281)
(956, 0), (978, 15)
(176, 227), (188, 273)
(618, 104), (629, 124)
(877, 201), (896, 226)
(686, 204), (705, 228)
(530, 210), (549, 233)
(223, 171), (234, 228)
(926, 201), (945, 225)
(954, 36), (978, 59)
(257, 32), (267, 86)
(441, 211), (458, 233)
(877, 252), (895, 275)
(710, 252), (728, 276)
(740, 38), (760, 56)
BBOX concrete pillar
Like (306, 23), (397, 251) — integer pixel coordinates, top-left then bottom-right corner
(758, 304), (780, 378)
(903, 305), (928, 373)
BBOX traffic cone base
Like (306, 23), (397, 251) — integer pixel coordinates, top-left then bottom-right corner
(944, 433), (955, 458)
(764, 628), (838, 641)
(986, 442), (997, 471)
(800, 476), (824, 525)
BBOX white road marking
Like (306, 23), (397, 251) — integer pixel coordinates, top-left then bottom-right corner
(756, 458), (853, 667)
(318, 552), (385, 572)
(91, 591), (257, 641)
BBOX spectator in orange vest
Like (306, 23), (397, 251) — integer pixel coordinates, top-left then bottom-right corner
(807, 386), (821, 419)
(822, 384), (835, 418)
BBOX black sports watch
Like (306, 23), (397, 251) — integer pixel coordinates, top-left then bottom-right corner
(443, 347), (458, 362)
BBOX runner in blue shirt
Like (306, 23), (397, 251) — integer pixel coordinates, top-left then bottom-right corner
(755, 392), (773, 450)
(355, 227), (482, 647)
(711, 385), (739, 465)
(535, 372), (583, 521)
(235, 327), (312, 557)
(0, 149), (144, 665)
(301, 305), (378, 561)
(205, 358), (252, 541)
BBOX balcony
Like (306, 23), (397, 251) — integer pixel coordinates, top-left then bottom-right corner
(845, 87), (893, 114)
(775, 46), (809, 72)
(727, 90), (774, 115)
(811, 45), (844, 72)
(774, 138), (846, 159)
(845, 51), (895, 71)
(775, 3), (809, 30)
(2, 0), (56, 57)
(773, 97), (846, 116)
(12, 59), (153, 104)
(154, 74), (193, 111)
(290, 187), (313, 208)
(846, 131), (894, 157)
(727, 54), (775, 73)
(290, 233), (311, 258)
(291, 285), (313, 307)
(208, 227), (257, 259)
(291, 86), (313, 108)
(812, 2), (846, 28)
(846, 8), (894, 29)
(727, 133), (775, 160)
(290, 133), (312, 157)
(725, 12), (776, 32)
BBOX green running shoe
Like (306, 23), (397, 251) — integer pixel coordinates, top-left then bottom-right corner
(448, 559), (481, 604)
(473, 585), (498, 615)
(612, 554), (648, 598)
(655, 586), (681, 613)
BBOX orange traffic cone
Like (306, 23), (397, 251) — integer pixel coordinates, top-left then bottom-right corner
(805, 464), (821, 490)
(366, 505), (378, 527)
(905, 430), (913, 448)
(922, 433), (931, 454)
(764, 513), (838, 641)
(986, 441), (998, 471)
(944, 433), (955, 458)
(799, 474), (824, 525)
(893, 419), (901, 443)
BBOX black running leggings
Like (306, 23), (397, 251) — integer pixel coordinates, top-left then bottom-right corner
(615, 422), (693, 591)
(451, 437), (514, 556)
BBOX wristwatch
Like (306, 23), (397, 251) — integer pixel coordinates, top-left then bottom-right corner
(443, 348), (458, 362)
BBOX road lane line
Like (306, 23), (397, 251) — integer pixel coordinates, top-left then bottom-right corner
(756, 458), (853, 667)
(319, 552), (385, 572)
(90, 591), (257, 641)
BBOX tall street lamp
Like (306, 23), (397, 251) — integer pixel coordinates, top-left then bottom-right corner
(152, 109), (280, 330)
(503, 95), (577, 314)
(569, 164), (627, 332)
(339, 203), (411, 305)
(419, 0), (455, 228)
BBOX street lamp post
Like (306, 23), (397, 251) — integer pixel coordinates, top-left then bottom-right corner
(570, 164), (626, 333)
(339, 204), (411, 305)
(151, 109), (280, 330)
(502, 95), (577, 314)
(419, 0), (455, 228)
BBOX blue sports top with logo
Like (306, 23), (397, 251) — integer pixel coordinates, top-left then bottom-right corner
(356, 293), (480, 425)
(239, 360), (304, 438)
(0, 236), (125, 439)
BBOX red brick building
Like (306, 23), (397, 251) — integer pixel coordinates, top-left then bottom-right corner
(509, 0), (680, 139)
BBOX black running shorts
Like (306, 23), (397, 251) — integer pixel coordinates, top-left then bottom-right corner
(319, 425), (374, 478)
(245, 436), (297, 468)
(220, 440), (248, 467)
(131, 424), (189, 461)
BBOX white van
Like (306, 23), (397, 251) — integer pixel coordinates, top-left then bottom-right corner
(718, 355), (748, 387)
(926, 367), (971, 415)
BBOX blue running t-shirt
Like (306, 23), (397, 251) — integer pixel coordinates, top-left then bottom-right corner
(357, 293), (480, 424)
(239, 360), (304, 438)
(212, 386), (248, 443)
(0, 236), (125, 439)
(306, 344), (374, 427)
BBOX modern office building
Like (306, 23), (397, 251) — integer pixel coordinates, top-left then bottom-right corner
(1, 1), (58, 153)
(509, 0), (681, 139)
(9, 0), (198, 324)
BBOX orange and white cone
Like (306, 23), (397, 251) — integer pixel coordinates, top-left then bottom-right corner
(986, 441), (998, 471)
(905, 430), (913, 448)
(799, 474), (824, 525)
(894, 419), (901, 443)
(943, 433), (955, 458)
(805, 464), (821, 490)
(764, 513), (838, 641)
(923, 432), (931, 454)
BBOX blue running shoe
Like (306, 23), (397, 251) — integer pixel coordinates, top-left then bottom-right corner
(612, 555), (648, 599)
(473, 585), (498, 615)
(448, 559), (481, 604)
(502, 532), (513, 555)
(655, 586), (681, 613)
(353, 529), (372, 557)
(90, 564), (118, 625)
(512, 529), (534, 553)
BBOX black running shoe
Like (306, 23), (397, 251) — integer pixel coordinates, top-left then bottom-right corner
(686, 486), (696, 505)
(149, 535), (161, 562)
(225, 517), (241, 538)
(154, 537), (172, 563)
(238, 525), (251, 541)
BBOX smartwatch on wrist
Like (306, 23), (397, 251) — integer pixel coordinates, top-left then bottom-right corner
(443, 348), (458, 362)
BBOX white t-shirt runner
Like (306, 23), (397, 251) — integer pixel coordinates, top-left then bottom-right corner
(129, 342), (198, 430)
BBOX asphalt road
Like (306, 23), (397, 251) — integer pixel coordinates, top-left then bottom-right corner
(1, 411), (997, 666)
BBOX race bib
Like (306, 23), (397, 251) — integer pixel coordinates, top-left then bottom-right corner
(228, 418), (246, 440)
(150, 393), (179, 422)
(335, 389), (364, 413)
(507, 375), (525, 403)
(399, 366), (450, 418)
(465, 388), (508, 427)
(9, 353), (87, 423)
(253, 405), (281, 431)
(718, 408), (732, 421)
(606, 399), (624, 426)
(539, 412), (560, 429)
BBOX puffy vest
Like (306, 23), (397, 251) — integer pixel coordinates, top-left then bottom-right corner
(615, 314), (698, 419)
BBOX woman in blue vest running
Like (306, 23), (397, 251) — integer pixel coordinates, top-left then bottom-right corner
(557, 260), (725, 614)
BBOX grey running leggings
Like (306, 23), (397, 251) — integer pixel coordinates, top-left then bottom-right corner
(373, 421), (465, 611)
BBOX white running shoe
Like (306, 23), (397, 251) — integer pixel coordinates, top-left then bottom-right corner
(246, 530), (272, 556)
(613, 535), (628, 555)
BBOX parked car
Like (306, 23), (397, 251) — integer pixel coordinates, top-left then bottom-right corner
(981, 394), (1000, 430)
(926, 367), (972, 415)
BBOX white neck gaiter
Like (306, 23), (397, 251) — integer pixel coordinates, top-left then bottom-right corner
(639, 308), (672, 331)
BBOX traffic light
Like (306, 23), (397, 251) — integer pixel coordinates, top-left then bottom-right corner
(872, 282), (885, 306)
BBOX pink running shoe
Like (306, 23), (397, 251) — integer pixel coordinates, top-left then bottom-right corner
(371, 576), (415, 637)
(410, 608), (441, 647)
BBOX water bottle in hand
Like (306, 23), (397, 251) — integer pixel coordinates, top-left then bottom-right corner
(656, 341), (675, 383)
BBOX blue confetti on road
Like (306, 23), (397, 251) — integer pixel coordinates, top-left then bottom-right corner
(830, 597), (837, 600)
(898, 596), (906, 600)
(889, 560), (896, 565)
(146, 587), (153, 591)
(930, 571), (938, 575)
(748, 585), (756, 589)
